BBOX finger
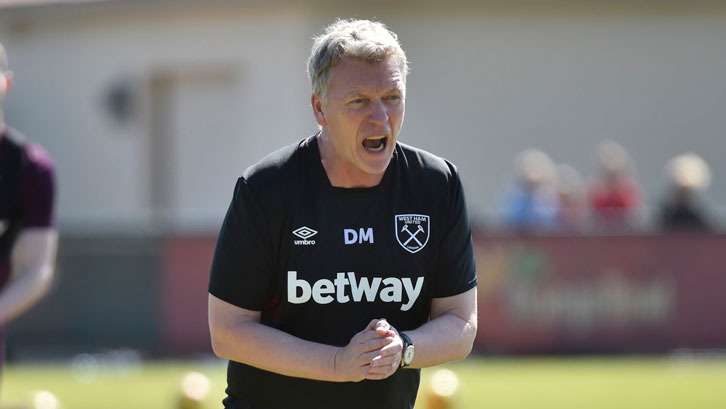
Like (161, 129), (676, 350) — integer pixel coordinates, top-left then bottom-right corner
(365, 319), (380, 330)
(376, 327), (396, 337)
(366, 363), (398, 380)
(371, 352), (400, 368)
(367, 365), (393, 376)
(360, 329), (393, 344)
(359, 348), (388, 364)
(375, 318), (389, 331)
(355, 326), (388, 341)
(366, 371), (391, 380)
(354, 340), (390, 362)
(379, 339), (402, 356)
(355, 330), (390, 348)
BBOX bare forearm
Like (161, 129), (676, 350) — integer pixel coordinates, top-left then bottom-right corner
(211, 319), (340, 381)
(404, 300), (477, 369)
(2, 229), (57, 324)
(0, 264), (53, 324)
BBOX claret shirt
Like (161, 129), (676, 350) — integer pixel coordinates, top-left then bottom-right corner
(0, 127), (55, 291)
(209, 135), (477, 409)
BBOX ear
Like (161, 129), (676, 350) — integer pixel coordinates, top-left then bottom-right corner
(2, 71), (12, 92)
(311, 93), (327, 127)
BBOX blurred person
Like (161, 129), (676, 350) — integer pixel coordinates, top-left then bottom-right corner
(555, 163), (587, 231)
(587, 140), (642, 230)
(659, 153), (712, 231)
(207, 19), (477, 409)
(0, 43), (57, 380)
(500, 149), (559, 232)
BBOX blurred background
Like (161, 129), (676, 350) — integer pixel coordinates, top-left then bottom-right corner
(1, 0), (725, 408)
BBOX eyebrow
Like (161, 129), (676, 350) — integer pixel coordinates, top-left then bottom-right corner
(341, 86), (403, 100)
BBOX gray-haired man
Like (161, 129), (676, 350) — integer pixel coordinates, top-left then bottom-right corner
(208, 19), (477, 409)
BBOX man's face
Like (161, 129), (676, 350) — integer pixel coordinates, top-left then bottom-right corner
(314, 57), (405, 186)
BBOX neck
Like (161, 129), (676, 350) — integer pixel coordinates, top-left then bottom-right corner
(316, 131), (384, 188)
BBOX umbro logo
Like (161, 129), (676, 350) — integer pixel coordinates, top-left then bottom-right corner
(293, 226), (317, 245)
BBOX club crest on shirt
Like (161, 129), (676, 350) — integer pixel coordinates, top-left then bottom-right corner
(395, 214), (430, 254)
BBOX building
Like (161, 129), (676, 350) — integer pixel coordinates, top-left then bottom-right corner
(2, 0), (725, 356)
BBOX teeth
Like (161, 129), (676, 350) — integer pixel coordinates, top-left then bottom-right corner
(363, 135), (387, 152)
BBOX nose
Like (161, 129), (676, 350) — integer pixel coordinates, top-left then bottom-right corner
(368, 99), (389, 124)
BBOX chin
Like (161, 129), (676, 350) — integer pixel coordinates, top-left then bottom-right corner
(364, 159), (392, 176)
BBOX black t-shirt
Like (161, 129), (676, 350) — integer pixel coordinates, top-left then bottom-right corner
(209, 135), (477, 409)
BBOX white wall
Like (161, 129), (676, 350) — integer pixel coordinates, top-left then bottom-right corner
(2, 2), (725, 232)
(393, 7), (726, 225)
(2, 3), (315, 232)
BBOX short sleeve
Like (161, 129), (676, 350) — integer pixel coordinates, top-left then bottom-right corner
(434, 165), (477, 298)
(21, 143), (56, 228)
(208, 178), (275, 311)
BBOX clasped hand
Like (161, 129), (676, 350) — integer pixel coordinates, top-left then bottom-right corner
(333, 318), (403, 382)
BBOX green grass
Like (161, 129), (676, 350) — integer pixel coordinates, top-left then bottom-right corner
(423, 356), (726, 409)
(1, 359), (228, 409)
(2, 356), (726, 409)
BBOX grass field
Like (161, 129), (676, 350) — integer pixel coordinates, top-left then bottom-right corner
(2, 355), (725, 409)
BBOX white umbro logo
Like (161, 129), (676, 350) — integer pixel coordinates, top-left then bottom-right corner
(293, 226), (318, 239)
(293, 226), (318, 245)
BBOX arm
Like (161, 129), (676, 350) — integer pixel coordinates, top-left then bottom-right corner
(365, 286), (477, 379)
(208, 294), (395, 382)
(0, 228), (58, 324)
(391, 166), (478, 368)
(399, 287), (478, 369)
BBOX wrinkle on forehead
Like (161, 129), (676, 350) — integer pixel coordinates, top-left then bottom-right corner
(340, 82), (404, 100)
(329, 60), (406, 101)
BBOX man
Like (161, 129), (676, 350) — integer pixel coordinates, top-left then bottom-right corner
(208, 19), (477, 409)
(0, 42), (57, 378)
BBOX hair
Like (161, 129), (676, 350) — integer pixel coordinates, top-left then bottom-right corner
(307, 19), (409, 103)
(667, 152), (711, 191)
(0, 42), (8, 72)
(515, 149), (556, 187)
(596, 140), (632, 176)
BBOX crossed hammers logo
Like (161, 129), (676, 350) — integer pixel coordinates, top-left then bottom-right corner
(401, 224), (425, 248)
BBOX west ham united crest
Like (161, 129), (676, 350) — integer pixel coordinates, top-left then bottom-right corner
(395, 214), (430, 254)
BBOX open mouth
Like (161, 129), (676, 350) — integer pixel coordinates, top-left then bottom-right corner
(362, 135), (387, 153)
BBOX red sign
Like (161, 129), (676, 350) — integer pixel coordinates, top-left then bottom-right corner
(473, 233), (726, 354)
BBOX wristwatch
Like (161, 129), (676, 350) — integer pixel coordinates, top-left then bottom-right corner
(399, 332), (415, 368)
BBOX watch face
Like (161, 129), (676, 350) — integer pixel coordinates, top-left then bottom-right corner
(404, 346), (415, 365)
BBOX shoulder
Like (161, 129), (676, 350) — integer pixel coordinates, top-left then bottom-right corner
(235, 138), (307, 202)
(396, 142), (461, 186)
(21, 138), (55, 198)
(243, 139), (302, 182)
(3, 127), (55, 174)
(4, 128), (56, 186)
(23, 141), (55, 175)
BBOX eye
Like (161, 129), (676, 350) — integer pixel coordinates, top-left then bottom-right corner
(348, 98), (366, 106)
(385, 94), (402, 104)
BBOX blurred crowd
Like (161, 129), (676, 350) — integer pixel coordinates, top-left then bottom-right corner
(498, 140), (715, 234)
